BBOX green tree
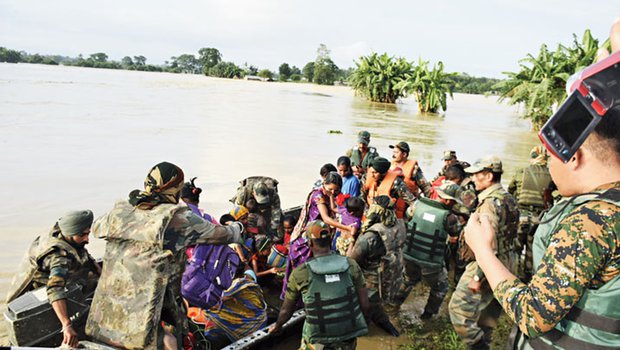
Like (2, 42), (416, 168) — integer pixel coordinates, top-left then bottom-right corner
(0, 47), (22, 63)
(279, 63), (292, 81)
(89, 52), (108, 63)
(258, 69), (274, 80)
(313, 44), (339, 85)
(133, 55), (146, 66)
(349, 53), (413, 103)
(121, 56), (134, 68)
(396, 59), (456, 113)
(291, 65), (301, 76)
(243, 63), (259, 76)
(198, 47), (222, 73)
(170, 54), (200, 74)
(302, 62), (315, 82)
(208, 61), (242, 78)
(494, 29), (599, 130)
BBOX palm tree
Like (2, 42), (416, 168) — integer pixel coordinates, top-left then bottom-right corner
(349, 53), (413, 103)
(494, 30), (600, 130)
(396, 59), (456, 113)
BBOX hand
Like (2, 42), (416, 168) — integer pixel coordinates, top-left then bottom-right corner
(448, 236), (458, 244)
(62, 323), (79, 348)
(468, 279), (482, 294)
(464, 213), (495, 257)
(268, 324), (281, 334)
(349, 224), (358, 237)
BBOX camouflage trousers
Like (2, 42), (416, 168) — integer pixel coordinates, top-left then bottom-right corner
(448, 262), (499, 346)
(515, 209), (541, 282)
(394, 259), (448, 315)
(299, 337), (357, 350)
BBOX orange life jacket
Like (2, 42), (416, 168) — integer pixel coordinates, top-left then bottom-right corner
(364, 170), (407, 218)
(390, 159), (419, 194)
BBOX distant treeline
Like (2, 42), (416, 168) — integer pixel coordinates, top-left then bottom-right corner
(0, 46), (500, 94)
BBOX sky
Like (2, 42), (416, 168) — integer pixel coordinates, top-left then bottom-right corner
(1, 0), (619, 78)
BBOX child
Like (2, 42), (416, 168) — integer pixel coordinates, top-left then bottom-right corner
(334, 197), (364, 255)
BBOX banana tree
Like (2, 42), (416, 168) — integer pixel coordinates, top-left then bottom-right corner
(396, 59), (457, 113)
(349, 53), (413, 103)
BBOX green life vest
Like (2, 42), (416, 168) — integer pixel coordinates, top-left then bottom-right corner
(518, 164), (551, 209)
(526, 188), (620, 350)
(403, 198), (449, 268)
(86, 200), (186, 350)
(350, 146), (378, 170)
(302, 254), (368, 344)
(6, 229), (89, 303)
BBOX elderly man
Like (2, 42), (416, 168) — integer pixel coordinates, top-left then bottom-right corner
(464, 21), (620, 350)
(347, 130), (379, 177)
(7, 210), (100, 348)
(389, 141), (432, 198)
(86, 161), (243, 350)
(361, 157), (417, 219)
(448, 156), (519, 350)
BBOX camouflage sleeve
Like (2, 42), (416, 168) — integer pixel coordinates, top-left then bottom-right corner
(508, 170), (521, 196)
(392, 178), (416, 208)
(474, 198), (500, 279)
(43, 250), (71, 303)
(493, 200), (620, 337)
(348, 234), (370, 265)
(445, 213), (463, 237)
(165, 210), (241, 251)
(345, 148), (353, 158)
(413, 166), (432, 197)
(271, 194), (283, 235)
(360, 175), (369, 205)
(347, 258), (366, 289)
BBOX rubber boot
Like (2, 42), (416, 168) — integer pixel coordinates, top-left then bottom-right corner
(376, 318), (400, 337)
(468, 337), (490, 350)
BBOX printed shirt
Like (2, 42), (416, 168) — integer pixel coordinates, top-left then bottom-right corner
(285, 255), (365, 302)
(494, 182), (620, 337)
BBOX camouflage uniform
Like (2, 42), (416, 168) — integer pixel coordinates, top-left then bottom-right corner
(449, 179), (519, 347)
(6, 226), (98, 303)
(508, 151), (552, 282)
(86, 200), (241, 349)
(231, 176), (283, 238)
(395, 199), (463, 316)
(408, 164), (433, 198)
(494, 182), (620, 348)
(447, 178), (477, 284)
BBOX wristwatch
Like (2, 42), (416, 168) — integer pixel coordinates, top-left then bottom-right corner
(473, 275), (481, 282)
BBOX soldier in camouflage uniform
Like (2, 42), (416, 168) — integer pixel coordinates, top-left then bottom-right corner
(348, 196), (403, 336)
(231, 176), (283, 239)
(361, 157), (417, 219)
(448, 156), (519, 350)
(86, 162), (243, 350)
(508, 146), (553, 282)
(346, 130), (380, 177)
(434, 150), (470, 181)
(389, 141), (432, 198)
(395, 183), (463, 319)
(6, 210), (99, 348)
(463, 26), (620, 349)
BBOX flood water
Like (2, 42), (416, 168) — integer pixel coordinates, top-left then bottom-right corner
(0, 63), (539, 346)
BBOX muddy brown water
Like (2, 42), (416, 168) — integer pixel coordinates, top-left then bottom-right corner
(0, 63), (539, 346)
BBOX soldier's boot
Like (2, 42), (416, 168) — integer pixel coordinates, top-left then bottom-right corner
(375, 318), (400, 337)
(468, 338), (490, 350)
(420, 311), (434, 320)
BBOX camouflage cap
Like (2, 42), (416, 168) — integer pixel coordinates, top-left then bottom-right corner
(464, 155), (503, 174)
(389, 141), (410, 154)
(443, 150), (457, 160)
(435, 182), (463, 204)
(529, 145), (548, 165)
(357, 130), (371, 145)
(253, 182), (270, 205)
(305, 220), (332, 240)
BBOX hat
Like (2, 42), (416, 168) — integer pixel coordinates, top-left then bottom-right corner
(230, 206), (249, 220)
(389, 141), (410, 154)
(435, 182), (463, 204)
(464, 155), (503, 174)
(357, 130), (371, 145)
(253, 182), (270, 205)
(305, 220), (332, 240)
(58, 210), (94, 237)
(443, 150), (457, 161)
(370, 157), (391, 174)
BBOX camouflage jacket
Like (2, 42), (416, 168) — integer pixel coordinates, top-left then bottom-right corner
(347, 146), (379, 172)
(411, 165), (432, 198)
(460, 183), (519, 279)
(508, 164), (552, 212)
(231, 177), (283, 237)
(6, 227), (97, 303)
(494, 182), (620, 337)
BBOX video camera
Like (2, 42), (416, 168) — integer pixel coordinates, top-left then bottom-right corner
(539, 50), (620, 162)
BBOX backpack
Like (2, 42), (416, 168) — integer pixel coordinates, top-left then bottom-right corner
(181, 244), (240, 310)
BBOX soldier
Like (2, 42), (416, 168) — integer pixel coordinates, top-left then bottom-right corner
(231, 176), (283, 238)
(85, 162), (244, 350)
(346, 130), (379, 177)
(389, 141), (432, 197)
(6, 210), (100, 348)
(464, 22), (620, 350)
(434, 150), (470, 181)
(396, 183), (463, 320)
(448, 155), (519, 350)
(361, 157), (417, 219)
(269, 220), (369, 350)
(348, 196), (403, 336)
(508, 146), (553, 282)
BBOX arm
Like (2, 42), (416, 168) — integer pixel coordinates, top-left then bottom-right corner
(317, 202), (354, 234)
(269, 267), (303, 333)
(51, 299), (79, 347)
(413, 166), (432, 198)
(348, 259), (370, 320)
(269, 297), (297, 333)
(167, 210), (242, 249)
(44, 252), (79, 347)
(464, 201), (618, 337)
